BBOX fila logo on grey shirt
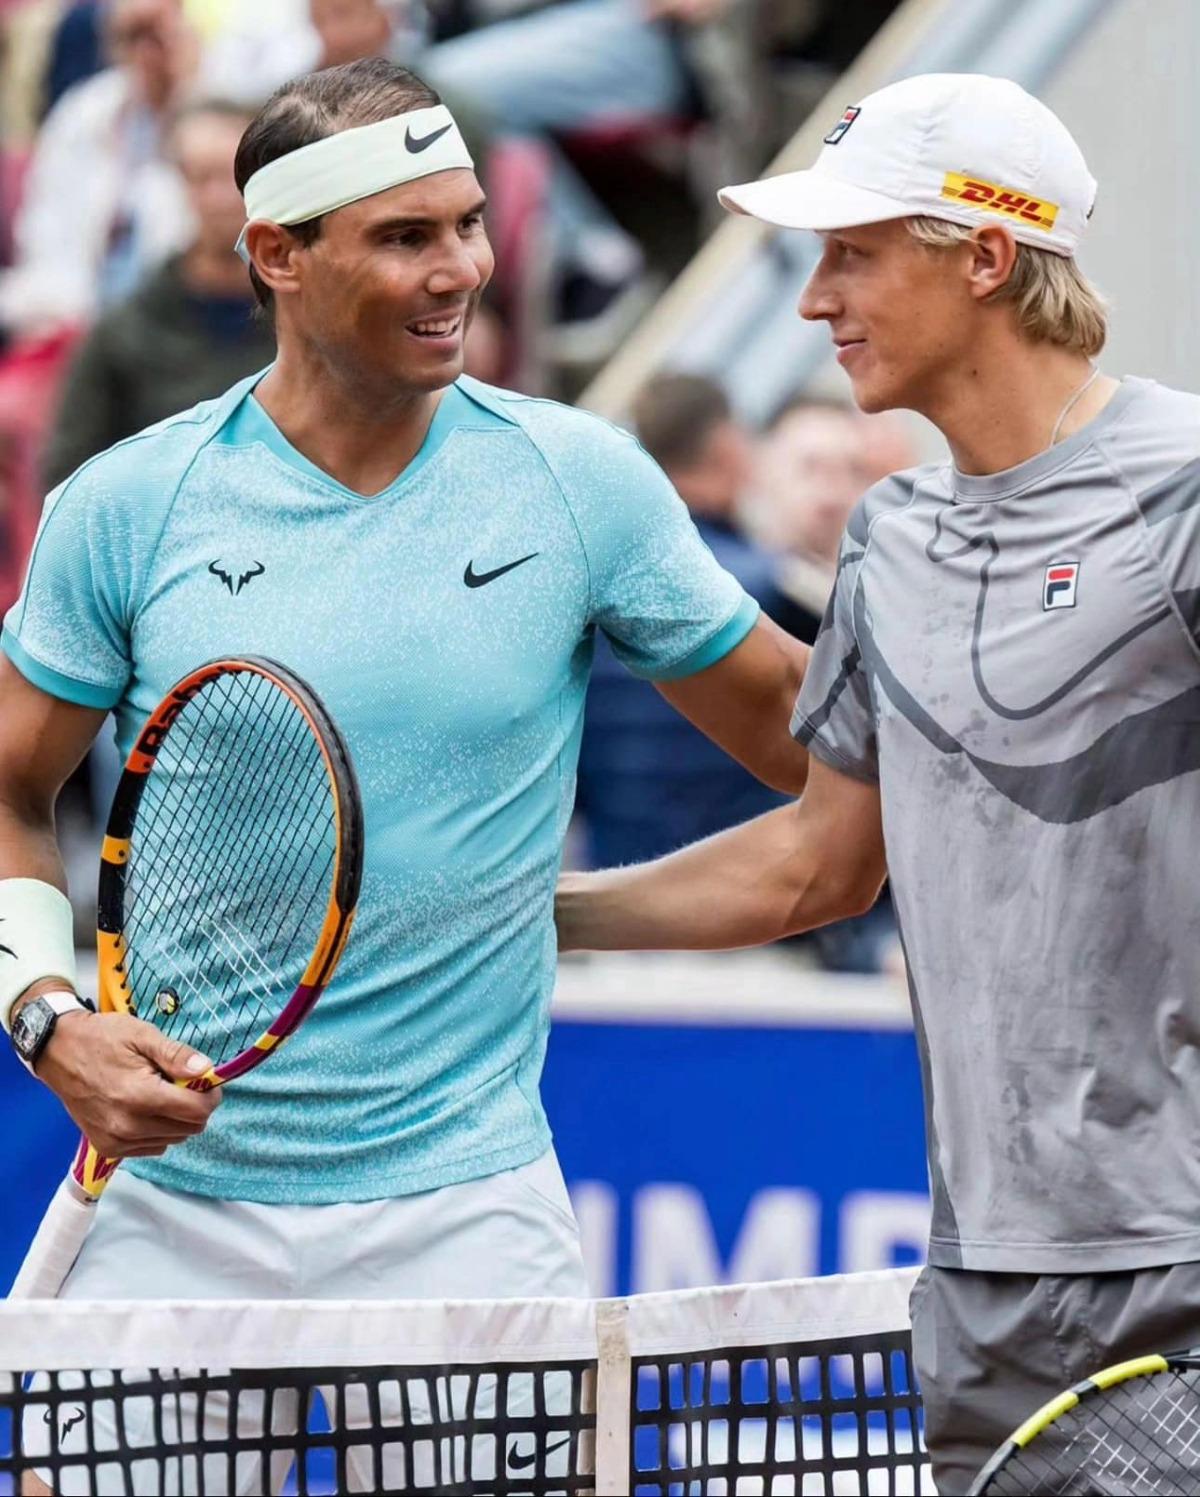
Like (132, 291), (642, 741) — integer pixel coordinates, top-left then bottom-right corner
(1043, 561), (1079, 609)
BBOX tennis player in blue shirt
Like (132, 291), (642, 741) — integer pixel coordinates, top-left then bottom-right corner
(0, 57), (808, 1316)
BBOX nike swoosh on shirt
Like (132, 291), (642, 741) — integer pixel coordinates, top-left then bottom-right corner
(463, 553), (539, 588)
(507, 1435), (571, 1471)
(405, 123), (453, 154)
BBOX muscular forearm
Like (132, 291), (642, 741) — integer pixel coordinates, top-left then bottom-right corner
(0, 797), (69, 892)
(1, 795), (76, 1026)
(0, 658), (105, 900)
(557, 801), (874, 952)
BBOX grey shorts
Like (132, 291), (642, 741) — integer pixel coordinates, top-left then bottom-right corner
(910, 1259), (1200, 1495)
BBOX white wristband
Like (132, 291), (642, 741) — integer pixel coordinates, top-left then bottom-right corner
(0, 878), (78, 1034)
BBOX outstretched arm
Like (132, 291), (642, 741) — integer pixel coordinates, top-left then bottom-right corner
(556, 755), (884, 951)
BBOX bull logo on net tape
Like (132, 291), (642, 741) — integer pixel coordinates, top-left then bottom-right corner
(941, 171), (1060, 232)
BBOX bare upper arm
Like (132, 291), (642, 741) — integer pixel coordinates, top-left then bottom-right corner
(789, 752), (886, 922)
(654, 613), (810, 793)
(0, 655), (108, 818)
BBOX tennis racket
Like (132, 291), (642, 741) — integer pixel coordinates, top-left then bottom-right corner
(10, 656), (364, 1299)
(970, 1349), (1200, 1495)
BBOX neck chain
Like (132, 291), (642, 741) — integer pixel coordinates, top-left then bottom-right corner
(1049, 366), (1100, 447)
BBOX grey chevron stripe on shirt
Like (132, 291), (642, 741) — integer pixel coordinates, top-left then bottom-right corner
(792, 376), (1200, 1272)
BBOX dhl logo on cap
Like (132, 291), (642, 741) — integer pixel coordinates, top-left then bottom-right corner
(941, 171), (1059, 232)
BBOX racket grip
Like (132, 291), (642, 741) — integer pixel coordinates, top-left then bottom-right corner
(9, 1175), (97, 1299)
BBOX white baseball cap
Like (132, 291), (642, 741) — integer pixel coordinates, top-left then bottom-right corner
(719, 73), (1097, 257)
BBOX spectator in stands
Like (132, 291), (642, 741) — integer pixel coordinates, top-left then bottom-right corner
(199, 0), (420, 108)
(0, 0), (197, 339)
(634, 371), (783, 603)
(574, 372), (791, 869)
(42, 1), (104, 115)
(754, 399), (916, 641)
(423, 0), (721, 360)
(755, 400), (861, 558)
(41, 100), (274, 492)
(747, 395), (914, 974)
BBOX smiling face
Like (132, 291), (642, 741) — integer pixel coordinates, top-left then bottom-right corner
(798, 219), (979, 415)
(267, 166), (494, 395)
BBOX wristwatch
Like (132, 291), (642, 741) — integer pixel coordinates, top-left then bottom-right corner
(10, 991), (95, 1076)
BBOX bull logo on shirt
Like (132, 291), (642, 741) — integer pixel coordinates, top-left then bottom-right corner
(208, 560), (266, 596)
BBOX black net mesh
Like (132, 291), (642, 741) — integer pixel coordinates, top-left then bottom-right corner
(977, 1365), (1200, 1497)
(0, 1324), (927, 1494)
(632, 1328), (924, 1495)
(4, 1361), (594, 1496)
(112, 669), (337, 1066)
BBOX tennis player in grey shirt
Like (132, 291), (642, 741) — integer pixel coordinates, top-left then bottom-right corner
(557, 72), (1200, 1491)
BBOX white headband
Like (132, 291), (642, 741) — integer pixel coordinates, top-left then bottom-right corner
(235, 104), (474, 262)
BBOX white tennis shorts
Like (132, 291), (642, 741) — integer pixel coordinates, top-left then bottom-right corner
(23, 1151), (589, 1493)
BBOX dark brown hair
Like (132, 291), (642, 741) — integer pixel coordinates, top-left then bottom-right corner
(632, 373), (733, 472)
(234, 57), (440, 310)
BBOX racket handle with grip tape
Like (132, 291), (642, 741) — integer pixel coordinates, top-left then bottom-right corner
(9, 1176), (97, 1299)
(8, 1121), (177, 1298)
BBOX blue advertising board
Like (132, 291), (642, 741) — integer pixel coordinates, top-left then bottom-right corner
(546, 953), (930, 1296)
(0, 953), (930, 1296)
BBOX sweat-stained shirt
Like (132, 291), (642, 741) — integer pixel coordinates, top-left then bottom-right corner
(793, 377), (1200, 1272)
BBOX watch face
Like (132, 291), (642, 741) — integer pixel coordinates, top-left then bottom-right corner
(12, 1000), (53, 1061)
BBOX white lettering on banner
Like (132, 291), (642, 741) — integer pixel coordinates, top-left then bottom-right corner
(631, 1186), (722, 1292)
(839, 1191), (931, 1272)
(570, 1181), (618, 1297)
(568, 1182), (933, 1293)
(631, 1186), (820, 1293)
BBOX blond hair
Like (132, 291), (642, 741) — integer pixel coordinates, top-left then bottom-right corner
(906, 217), (1108, 357)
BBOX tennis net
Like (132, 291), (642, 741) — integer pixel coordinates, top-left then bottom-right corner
(0, 1267), (928, 1495)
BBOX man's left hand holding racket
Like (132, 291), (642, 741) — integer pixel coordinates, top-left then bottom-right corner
(27, 984), (224, 1165)
(0, 654), (363, 1300)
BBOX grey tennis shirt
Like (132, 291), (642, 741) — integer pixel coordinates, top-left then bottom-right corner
(793, 377), (1200, 1272)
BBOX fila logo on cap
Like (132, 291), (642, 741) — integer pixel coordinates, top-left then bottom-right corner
(1043, 562), (1079, 610)
(823, 106), (861, 146)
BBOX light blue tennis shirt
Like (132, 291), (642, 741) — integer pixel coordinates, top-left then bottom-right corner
(3, 375), (756, 1203)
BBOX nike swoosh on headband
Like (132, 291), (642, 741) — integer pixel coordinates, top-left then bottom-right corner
(406, 123), (453, 154)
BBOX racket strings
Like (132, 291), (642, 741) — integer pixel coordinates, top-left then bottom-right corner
(134, 672), (334, 983)
(134, 671), (319, 912)
(126, 725), (332, 1056)
(119, 670), (338, 1064)
(991, 1369), (1200, 1495)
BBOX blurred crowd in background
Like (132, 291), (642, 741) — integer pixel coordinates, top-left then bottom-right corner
(0, 0), (906, 973)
